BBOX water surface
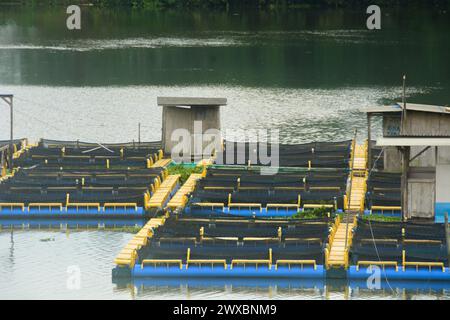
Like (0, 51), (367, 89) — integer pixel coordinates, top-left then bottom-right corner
(1, 231), (450, 300)
(0, 7), (449, 143)
(0, 6), (449, 299)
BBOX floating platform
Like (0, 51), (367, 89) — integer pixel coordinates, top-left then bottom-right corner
(0, 139), (170, 219)
(113, 214), (333, 279)
(185, 206), (342, 218)
(185, 167), (348, 218)
(0, 218), (145, 230)
(9, 138), (444, 283)
(0, 204), (145, 218)
(348, 218), (449, 281)
(131, 264), (325, 278)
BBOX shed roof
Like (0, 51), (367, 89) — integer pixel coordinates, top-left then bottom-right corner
(376, 136), (450, 147)
(157, 97), (227, 107)
(362, 102), (450, 115)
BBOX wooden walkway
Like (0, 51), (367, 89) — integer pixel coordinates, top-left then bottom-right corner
(327, 141), (368, 268)
(114, 217), (166, 268)
(348, 175), (367, 211)
(327, 215), (355, 268)
(352, 143), (368, 171)
(167, 173), (203, 211)
(152, 158), (172, 168)
(146, 174), (180, 210)
(349, 142), (368, 211)
(114, 171), (205, 268)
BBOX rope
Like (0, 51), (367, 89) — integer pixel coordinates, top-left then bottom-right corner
(360, 146), (395, 293)
(82, 144), (115, 154)
(14, 95), (139, 143)
(9, 96), (116, 144)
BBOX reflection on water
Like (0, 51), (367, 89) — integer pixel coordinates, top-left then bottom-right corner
(1, 231), (450, 299)
(0, 231), (133, 299)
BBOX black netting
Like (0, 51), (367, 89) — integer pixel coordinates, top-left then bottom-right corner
(39, 139), (162, 149)
(366, 171), (401, 209)
(137, 242), (325, 264)
(0, 189), (146, 206)
(214, 140), (351, 168)
(0, 143), (164, 207)
(191, 189), (230, 203)
(153, 216), (330, 240)
(350, 219), (448, 266)
(189, 167), (347, 208)
(14, 158), (152, 169)
(370, 144), (384, 170)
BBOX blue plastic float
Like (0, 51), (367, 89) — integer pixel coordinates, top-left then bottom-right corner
(0, 218), (145, 229)
(0, 206), (145, 218)
(186, 206), (343, 218)
(131, 264), (325, 278)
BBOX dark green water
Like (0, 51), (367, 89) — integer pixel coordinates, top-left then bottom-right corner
(0, 6), (449, 299)
(0, 7), (449, 143)
(0, 7), (449, 89)
(0, 7), (449, 144)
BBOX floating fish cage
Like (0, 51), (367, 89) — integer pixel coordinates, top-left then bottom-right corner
(184, 167), (347, 218)
(0, 218), (145, 230)
(348, 218), (450, 281)
(364, 171), (401, 216)
(11, 138), (447, 283)
(215, 140), (352, 168)
(113, 215), (331, 279)
(0, 139), (168, 218)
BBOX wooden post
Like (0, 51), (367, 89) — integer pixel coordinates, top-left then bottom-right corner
(367, 113), (372, 170)
(0, 94), (13, 170)
(445, 213), (450, 266)
(0, 146), (5, 172)
(401, 146), (410, 221)
(401, 75), (408, 135)
(10, 98), (13, 169)
(138, 122), (141, 146)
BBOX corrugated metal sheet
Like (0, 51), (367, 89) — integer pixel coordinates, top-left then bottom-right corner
(377, 137), (450, 146)
(362, 103), (450, 115)
(157, 97), (227, 106)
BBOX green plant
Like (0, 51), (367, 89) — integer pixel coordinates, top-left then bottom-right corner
(107, 225), (142, 233)
(362, 214), (401, 222)
(167, 164), (204, 184)
(292, 206), (332, 219)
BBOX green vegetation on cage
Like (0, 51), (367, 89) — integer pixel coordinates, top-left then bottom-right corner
(292, 206), (332, 219)
(167, 164), (203, 184)
(107, 225), (142, 233)
(362, 214), (402, 222)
